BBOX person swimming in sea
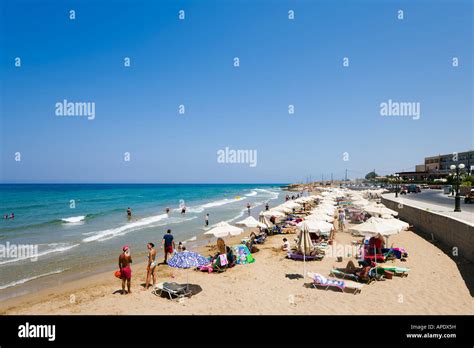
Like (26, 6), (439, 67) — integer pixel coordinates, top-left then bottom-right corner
(181, 206), (186, 214)
(127, 207), (132, 219)
(165, 207), (170, 214)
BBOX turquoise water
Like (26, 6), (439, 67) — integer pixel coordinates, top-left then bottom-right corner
(0, 184), (286, 299)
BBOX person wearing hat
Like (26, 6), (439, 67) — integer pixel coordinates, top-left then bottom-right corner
(118, 245), (133, 294)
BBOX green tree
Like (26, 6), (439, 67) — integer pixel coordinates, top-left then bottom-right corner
(365, 171), (378, 180)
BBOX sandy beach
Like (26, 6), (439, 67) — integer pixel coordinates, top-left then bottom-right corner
(2, 220), (473, 315)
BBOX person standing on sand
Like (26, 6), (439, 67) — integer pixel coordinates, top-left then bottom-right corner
(205, 213), (209, 227)
(338, 209), (345, 232)
(265, 202), (269, 211)
(144, 243), (156, 290)
(161, 229), (175, 264)
(119, 245), (132, 294)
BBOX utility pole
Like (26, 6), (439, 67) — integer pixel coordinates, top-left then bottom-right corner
(345, 169), (348, 182)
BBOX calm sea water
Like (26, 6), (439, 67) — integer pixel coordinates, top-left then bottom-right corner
(0, 184), (287, 300)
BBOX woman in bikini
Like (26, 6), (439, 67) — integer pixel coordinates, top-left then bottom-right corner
(144, 242), (157, 290)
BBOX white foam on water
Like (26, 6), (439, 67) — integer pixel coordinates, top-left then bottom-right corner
(82, 213), (169, 242)
(0, 269), (66, 290)
(255, 188), (280, 200)
(82, 214), (197, 242)
(173, 196), (247, 214)
(245, 190), (258, 197)
(61, 216), (86, 223)
(0, 243), (79, 265)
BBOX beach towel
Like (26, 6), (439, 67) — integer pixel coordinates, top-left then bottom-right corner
(232, 244), (255, 265)
(219, 254), (228, 266)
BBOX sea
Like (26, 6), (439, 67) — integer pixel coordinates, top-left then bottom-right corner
(0, 184), (289, 300)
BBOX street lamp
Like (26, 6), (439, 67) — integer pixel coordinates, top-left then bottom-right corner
(394, 173), (400, 198)
(450, 163), (465, 212)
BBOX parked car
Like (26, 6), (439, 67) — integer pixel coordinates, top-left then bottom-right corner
(407, 184), (421, 193)
(464, 189), (474, 204)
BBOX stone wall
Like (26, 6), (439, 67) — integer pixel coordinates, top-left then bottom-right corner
(382, 197), (474, 262)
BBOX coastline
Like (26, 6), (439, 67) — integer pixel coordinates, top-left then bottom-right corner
(2, 221), (473, 315)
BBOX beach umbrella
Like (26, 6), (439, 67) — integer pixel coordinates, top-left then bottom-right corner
(313, 206), (335, 215)
(262, 209), (286, 217)
(364, 204), (398, 217)
(283, 201), (301, 209)
(350, 217), (399, 237)
(258, 212), (273, 228)
(204, 221), (244, 238)
(297, 221), (314, 282)
(272, 205), (292, 214)
(235, 216), (266, 229)
(352, 199), (369, 207)
(310, 207), (334, 216)
(297, 219), (333, 234)
(167, 251), (209, 290)
(379, 217), (409, 232)
(306, 213), (334, 223)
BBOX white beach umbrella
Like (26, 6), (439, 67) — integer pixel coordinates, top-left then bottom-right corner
(261, 210), (286, 218)
(297, 220), (333, 234)
(380, 217), (409, 232)
(272, 205), (292, 214)
(306, 213), (334, 223)
(235, 216), (267, 229)
(364, 205), (398, 217)
(297, 221), (315, 282)
(283, 201), (301, 209)
(204, 221), (244, 238)
(311, 207), (334, 216)
(349, 217), (399, 237)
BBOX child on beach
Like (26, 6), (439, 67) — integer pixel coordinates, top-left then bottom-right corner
(118, 245), (132, 294)
(281, 238), (290, 251)
(205, 213), (209, 226)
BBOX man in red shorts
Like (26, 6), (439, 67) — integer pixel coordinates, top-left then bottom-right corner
(161, 229), (175, 264)
(118, 245), (132, 294)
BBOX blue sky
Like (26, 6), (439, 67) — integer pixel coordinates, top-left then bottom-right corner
(0, 0), (472, 183)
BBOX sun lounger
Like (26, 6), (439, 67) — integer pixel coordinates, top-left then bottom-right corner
(307, 272), (363, 294)
(330, 268), (379, 284)
(376, 265), (410, 277)
(153, 282), (192, 300)
(287, 252), (323, 261)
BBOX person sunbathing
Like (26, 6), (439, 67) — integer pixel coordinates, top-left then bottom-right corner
(339, 260), (372, 279)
